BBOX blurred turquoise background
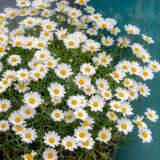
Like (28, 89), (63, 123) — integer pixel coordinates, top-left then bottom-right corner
(89, 0), (160, 160)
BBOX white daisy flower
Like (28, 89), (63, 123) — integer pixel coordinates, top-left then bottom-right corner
(131, 43), (144, 54)
(55, 28), (67, 40)
(74, 108), (88, 120)
(138, 128), (152, 143)
(125, 24), (140, 35)
(97, 127), (112, 143)
(48, 83), (66, 98)
(62, 136), (78, 151)
(133, 115), (147, 129)
(109, 100), (121, 112)
(138, 82), (150, 97)
(101, 90), (112, 101)
(145, 108), (159, 122)
(0, 99), (11, 113)
(83, 85), (96, 95)
(115, 87), (129, 101)
(116, 60), (131, 73)
(8, 111), (25, 126)
(83, 39), (100, 53)
(14, 82), (30, 93)
(50, 96), (62, 105)
(34, 49), (51, 61)
(43, 131), (61, 148)
(45, 58), (58, 69)
(140, 67), (154, 80)
(129, 61), (142, 76)
(117, 37), (130, 48)
(19, 105), (36, 119)
(0, 81), (6, 94)
(22, 151), (36, 160)
(67, 8), (82, 18)
(88, 95), (105, 112)
(64, 35), (81, 49)
(64, 110), (75, 123)
(96, 78), (109, 91)
(85, 6), (95, 14)
(51, 109), (64, 121)
(67, 95), (81, 109)
(21, 128), (37, 144)
(138, 50), (151, 63)
(142, 34), (154, 44)
(12, 124), (26, 135)
(80, 117), (95, 130)
(102, 36), (114, 47)
(96, 52), (112, 66)
(74, 73), (91, 88)
(75, 0), (90, 5)
(106, 111), (117, 121)
(79, 137), (95, 150)
(55, 63), (73, 79)
(149, 60), (160, 72)
(0, 120), (10, 131)
(116, 118), (134, 135)
(120, 102), (133, 116)
(110, 70), (126, 83)
(23, 92), (42, 109)
(110, 27), (120, 35)
(16, 0), (30, 8)
(42, 148), (58, 160)
(17, 69), (29, 81)
(80, 63), (95, 77)
(74, 127), (91, 141)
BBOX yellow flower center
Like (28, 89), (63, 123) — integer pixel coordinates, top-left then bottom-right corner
(1, 104), (7, 109)
(66, 141), (73, 147)
(60, 69), (67, 75)
(47, 153), (54, 159)
(49, 138), (55, 143)
(142, 131), (148, 138)
(85, 67), (91, 72)
(78, 79), (85, 85)
(128, 29), (134, 34)
(0, 47), (4, 53)
(15, 117), (21, 123)
(11, 57), (17, 62)
(25, 109), (31, 115)
(83, 121), (89, 127)
(101, 57), (107, 63)
(121, 123), (127, 130)
(68, 41), (75, 47)
(82, 140), (90, 146)
(20, 72), (27, 78)
(53, 89), (60, 94)
(79, 132), (85, 138)
(89, 46), (95, 51)
(55, 113), (60, 118)
(114, 73), (119, 78)
(93, 101), (99, 107)
(26, 154), (33, 160)
(25, 133), (32, 139)
(77, 112), (83, 117)
(29, 98), (36, 105)
(1, 123), (6, 128)
(101, 133), (107, 140)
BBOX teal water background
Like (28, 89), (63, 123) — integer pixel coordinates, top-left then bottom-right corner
(89, 0), (160, 160)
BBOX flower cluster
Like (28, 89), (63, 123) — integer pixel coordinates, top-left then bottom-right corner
(0, 0), (159, 159)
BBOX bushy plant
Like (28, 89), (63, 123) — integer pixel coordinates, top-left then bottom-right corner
(0, 0), (159, 159)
